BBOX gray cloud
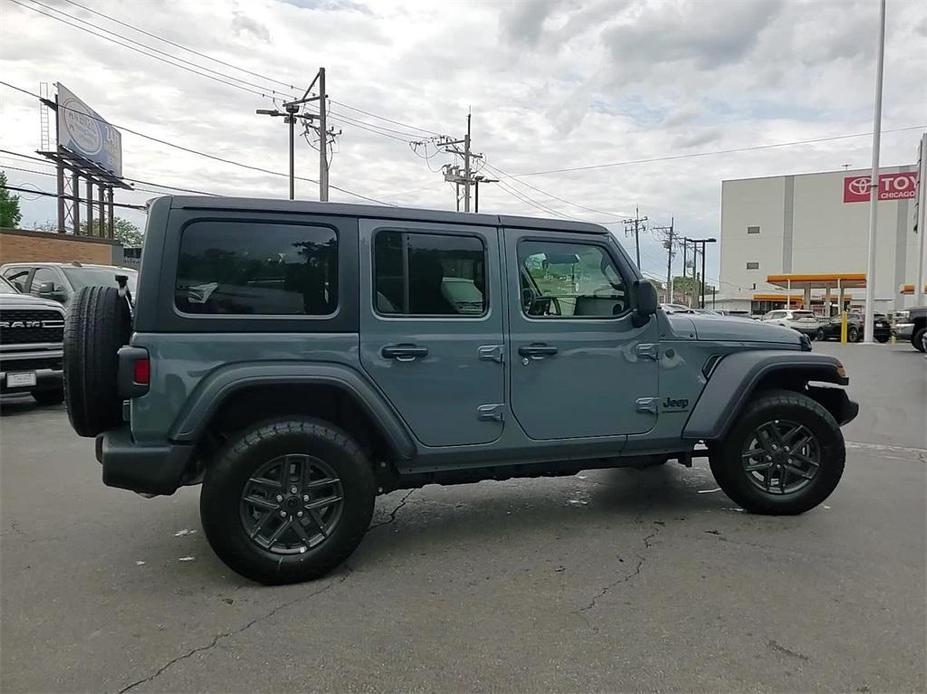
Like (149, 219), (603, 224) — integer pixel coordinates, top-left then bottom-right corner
(499, 0), (561, 46)
(603, 0), (782, 70)
(232, 12), (271, 42)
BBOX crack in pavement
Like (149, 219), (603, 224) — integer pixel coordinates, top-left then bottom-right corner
(578, 474), (665, 615)
(114, 568), (352, 694)
(369, 489), (415, 530)
(767, 638), (810, 661)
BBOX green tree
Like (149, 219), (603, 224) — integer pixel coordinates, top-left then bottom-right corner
(0, 172), (23, 228)
(671, 275), (715, 305)
(81, 216), (144, 246)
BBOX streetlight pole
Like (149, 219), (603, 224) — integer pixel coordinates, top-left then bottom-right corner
(863, 0), (886, 344)
(688, 237), (717, 308)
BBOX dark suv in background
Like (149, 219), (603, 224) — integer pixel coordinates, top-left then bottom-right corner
(815, 312), (891, 343)
(0, 261), (138, 306)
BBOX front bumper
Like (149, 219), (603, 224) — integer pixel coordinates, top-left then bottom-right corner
(894, 322), (914, 340)
(0, 368), (62, 394)
(96, 426), (193, 496)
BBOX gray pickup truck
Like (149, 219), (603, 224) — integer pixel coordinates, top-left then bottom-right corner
(0, 276), (65, 403)
(62, 197), (859, 584)
(894, 306), (927, 352)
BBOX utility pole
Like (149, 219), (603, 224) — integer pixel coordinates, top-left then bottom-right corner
(863, 0), (886, 343)
(622, 206), (648, 269)
(686, 237), (718, 308)
(473, 174), (498, 214)
(256, 67), (336, 202)
(434, 113), (491, 212)
(652, 217), (675, 303)
(681, 237), (688, 305)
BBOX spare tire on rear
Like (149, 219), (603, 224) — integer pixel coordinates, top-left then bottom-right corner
(64, 286), (132, 437)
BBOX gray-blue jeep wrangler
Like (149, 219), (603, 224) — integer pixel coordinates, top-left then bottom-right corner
(62, 197), (859, 584)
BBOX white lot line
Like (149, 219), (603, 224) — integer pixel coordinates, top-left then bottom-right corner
(846, 441), (927, 460)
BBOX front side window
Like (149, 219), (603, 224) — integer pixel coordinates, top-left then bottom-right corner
(374, 230), (486, 316)
(175, 221), (338, 315)
(518, 240), (627, 318)
(29, 267), (63, 296)
(2, 267), (31, 291)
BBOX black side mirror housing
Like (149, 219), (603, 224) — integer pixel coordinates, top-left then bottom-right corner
(36, 282), (66, 302)
(631, 279), (658, 326)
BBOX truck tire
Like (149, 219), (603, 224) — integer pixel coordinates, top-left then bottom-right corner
(913, 327), (926, 353)
(709, 389), (844, 515)
(200, 417), (376, 585)
(63, 286), (132, 437)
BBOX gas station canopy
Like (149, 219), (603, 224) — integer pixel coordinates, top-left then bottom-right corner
(766, 273), (867, 290)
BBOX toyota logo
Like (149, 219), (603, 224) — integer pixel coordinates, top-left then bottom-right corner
(848, 177), (871, 195)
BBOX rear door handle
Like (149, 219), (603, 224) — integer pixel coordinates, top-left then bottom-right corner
(381, 344), (429, 361)
(518, 344), (558, 358)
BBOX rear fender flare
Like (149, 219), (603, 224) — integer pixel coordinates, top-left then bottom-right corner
(683, 351), (848, 441)
(168, 362), (416, 460)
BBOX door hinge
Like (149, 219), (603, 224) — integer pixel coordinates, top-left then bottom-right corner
(477, 403), (505, 422)
(636, 343), (659, 360)
(478, 344), (504, 363)
(635, 397), (659, 415)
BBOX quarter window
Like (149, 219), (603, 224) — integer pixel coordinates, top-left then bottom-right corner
(175, 221), (338, 315)
(374, 231), (487, 316)
(518, 240), (627, 318)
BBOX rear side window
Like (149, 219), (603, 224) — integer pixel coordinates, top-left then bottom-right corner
(374, 230), (486, 316)
(175, 221), (337, 315)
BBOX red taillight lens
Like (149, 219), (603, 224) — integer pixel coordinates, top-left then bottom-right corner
(133, 358), (150, 385)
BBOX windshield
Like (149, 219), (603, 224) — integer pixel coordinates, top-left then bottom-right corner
(0, 276), (19, 294)
(62, 267), (138, 294)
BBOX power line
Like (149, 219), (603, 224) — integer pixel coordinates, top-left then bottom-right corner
(0, 83), (389, 205)
(59, 0), (299, 91)
(1, 183), (147, 210)
(328, 99), (442, 137)
(10, 0), (275, 98)
(515, 125), (927, 177)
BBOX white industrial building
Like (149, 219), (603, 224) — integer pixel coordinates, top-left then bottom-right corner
(716, 161), (923, 316)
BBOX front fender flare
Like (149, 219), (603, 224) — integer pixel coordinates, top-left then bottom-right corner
(168, 362), (416, 460)
(683, 351), (848, 440)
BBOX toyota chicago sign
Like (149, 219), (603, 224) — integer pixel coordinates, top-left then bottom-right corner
(56, 83), (123, 177)
(843, 171), (918, 203)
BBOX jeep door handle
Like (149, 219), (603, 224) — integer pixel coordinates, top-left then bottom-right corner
(518, 344), (558, 358)
(381, 344), (429, 361)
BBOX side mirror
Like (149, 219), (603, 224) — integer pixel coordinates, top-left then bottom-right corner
(631, 279), (658, 326)
(36, 282), (66, 302)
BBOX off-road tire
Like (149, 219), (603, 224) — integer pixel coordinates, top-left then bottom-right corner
(847, 325), (860, 343)
(63, 286), (132, 437)
(32, 388), (64, 406)
(709, 389), (845, 515)
(200, 417), (376, 585)
(913, 326), (926, 353)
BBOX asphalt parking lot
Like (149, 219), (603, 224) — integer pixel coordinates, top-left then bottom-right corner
(1, 343), (924, 693)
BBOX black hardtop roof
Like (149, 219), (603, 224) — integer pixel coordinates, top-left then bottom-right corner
(167, 195), (609, 235)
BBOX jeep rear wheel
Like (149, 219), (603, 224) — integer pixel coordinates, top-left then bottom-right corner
(200, 417), (376, 585)
(63, 286), (132, 437)
(709, 389), (845, 515)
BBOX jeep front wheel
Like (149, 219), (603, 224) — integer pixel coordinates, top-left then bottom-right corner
(709, 389), (845, 515)
(200, 417), (376, 585)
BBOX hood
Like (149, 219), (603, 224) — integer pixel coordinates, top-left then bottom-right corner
(668, 313), (801, 345)
(0, 293), (66, 312)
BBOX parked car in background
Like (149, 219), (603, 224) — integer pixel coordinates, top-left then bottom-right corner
(0, 262), (138, 306)
(659, 303), (692, 314)
(0, 275), (65, 404)
(717, 309), (756, 319)
(815, 312), (890, 343)
(894, 306), (927, 352)
(760, 309), (820, 337)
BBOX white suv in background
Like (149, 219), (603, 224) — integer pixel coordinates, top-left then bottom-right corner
(761, 309), (820, 338)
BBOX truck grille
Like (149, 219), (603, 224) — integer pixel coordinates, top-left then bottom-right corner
(0, 309), (65, 345)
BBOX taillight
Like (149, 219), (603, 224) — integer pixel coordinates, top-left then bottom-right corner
(133, 358), (150, 385)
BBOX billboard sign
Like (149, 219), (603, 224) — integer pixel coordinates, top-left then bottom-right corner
(56, 83), (122, 177)
(843, 171), (917, 203)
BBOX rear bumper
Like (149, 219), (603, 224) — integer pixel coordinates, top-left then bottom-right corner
(96, 426), (193, 496)
(0, 368), (62, 394)
(894, 322), (914, 339)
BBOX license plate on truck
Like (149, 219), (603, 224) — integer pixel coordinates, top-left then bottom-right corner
(6, 372), (37, 388)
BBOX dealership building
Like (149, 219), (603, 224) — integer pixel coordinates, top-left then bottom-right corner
(715, 163), (922, 315)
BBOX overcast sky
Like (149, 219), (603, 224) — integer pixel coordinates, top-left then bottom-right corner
(1, 0), (925, 283)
